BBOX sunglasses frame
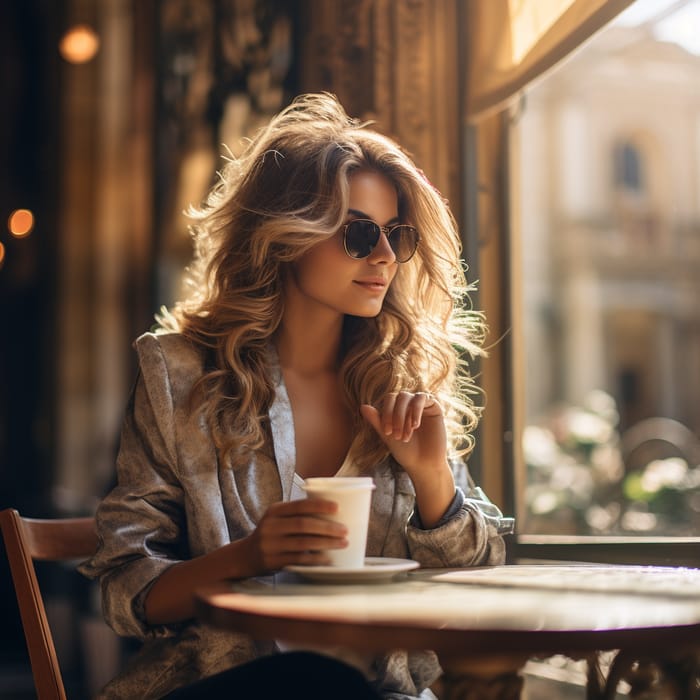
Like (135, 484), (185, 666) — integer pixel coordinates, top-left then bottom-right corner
(342, 219), (420, 263)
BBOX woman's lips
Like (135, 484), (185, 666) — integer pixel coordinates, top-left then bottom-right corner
(353, 278), (387, 292)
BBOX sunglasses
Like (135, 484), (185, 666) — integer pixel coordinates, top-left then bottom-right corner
(342, 219), (420, 263)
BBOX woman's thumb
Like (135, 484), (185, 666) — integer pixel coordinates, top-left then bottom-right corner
(360, 404), (382, 435)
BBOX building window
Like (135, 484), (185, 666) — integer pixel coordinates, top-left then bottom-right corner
(613, 141), (644, 193)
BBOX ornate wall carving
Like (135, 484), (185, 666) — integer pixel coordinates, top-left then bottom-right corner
(155, 0), (296, 305)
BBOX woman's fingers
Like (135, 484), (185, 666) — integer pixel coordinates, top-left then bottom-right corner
(266, 497), (341, 521)
(263, 500), (347, 539)
(268, 497), (338, 516)
(373, 391), (436, 442)
(379, 391), (413, 441)
(252, 498), (348, 572)
(270, 533), (348, 554)
(265, 513), (347, 538)
(408, 392), (429, 432)
(390, 391), (412, 440)
(379, 392), (397, 436)
(360, 390), (448, 479)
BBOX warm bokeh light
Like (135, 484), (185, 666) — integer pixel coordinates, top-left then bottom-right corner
(0, 242), (5, 269)
(8, 208), (35, 237)
(59, 24), (100, 64)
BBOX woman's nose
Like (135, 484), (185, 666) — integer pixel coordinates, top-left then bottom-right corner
(367, 232), (396, 264)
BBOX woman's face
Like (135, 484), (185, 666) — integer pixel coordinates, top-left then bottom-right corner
(288, 169), (399, 319)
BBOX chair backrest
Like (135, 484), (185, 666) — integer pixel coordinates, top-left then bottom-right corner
(0, 508), (98, 700)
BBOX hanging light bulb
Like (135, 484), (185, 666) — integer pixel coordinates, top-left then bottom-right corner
(59, 24), (100, 64)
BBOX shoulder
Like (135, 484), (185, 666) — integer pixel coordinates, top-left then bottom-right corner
(133, 331), (207, 400)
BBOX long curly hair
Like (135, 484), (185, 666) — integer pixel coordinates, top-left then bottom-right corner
(158, 93), (486, 470)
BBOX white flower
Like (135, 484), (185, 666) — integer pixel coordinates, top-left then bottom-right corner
(565, 409), (613, 445)
(640, 457), (688, 493)
(621, 509), (658, 532)
(523, 425), (560, 469)
(583, 390), (619, 425)
(528, 489), (561, 515)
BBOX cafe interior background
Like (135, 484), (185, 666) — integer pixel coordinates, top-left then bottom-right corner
(1, 0), (699, 697)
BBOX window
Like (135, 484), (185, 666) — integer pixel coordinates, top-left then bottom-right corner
(613, 140), (644, 193)
(510, 0), (700, 554)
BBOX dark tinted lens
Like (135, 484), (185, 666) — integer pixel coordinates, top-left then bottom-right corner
(344, 220), (380, 259)
(387, 225), (419, 262)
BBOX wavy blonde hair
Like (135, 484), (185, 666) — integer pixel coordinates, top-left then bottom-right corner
(159, 93), (486, 470)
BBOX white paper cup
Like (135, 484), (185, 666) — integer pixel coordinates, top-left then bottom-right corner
(302, 477), (375, 568)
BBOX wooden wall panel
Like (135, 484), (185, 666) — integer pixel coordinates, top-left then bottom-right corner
(298, 0), (462, 221)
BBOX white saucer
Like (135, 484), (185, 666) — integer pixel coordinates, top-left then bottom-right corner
(284, 557), (419, 584)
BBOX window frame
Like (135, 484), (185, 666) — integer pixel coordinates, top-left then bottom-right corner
(468, 110), (700, 568)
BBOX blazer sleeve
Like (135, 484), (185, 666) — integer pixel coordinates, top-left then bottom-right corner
(79, 336), (188, 640)
(405, 458), (515, 568)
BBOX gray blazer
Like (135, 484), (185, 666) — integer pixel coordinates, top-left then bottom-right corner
(80, 332), (511, 699)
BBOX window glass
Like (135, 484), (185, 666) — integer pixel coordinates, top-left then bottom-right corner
(514, 0), (700, 536)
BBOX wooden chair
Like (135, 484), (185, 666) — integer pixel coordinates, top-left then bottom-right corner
(0, 507), (98, 700)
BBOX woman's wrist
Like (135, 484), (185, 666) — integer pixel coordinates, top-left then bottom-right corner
(220, 537), (261, 580)
(409, 460), (455, 529)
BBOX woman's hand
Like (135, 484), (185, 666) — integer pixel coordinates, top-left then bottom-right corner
(245, 499), (348, 575)
(360, 391), (455, 528)
(360, 391), (447, 477)
(145, 499), (347, 624)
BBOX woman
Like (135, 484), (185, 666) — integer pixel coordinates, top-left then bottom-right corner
(80, 93), (513, 699)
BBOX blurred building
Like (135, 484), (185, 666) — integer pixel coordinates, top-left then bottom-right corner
(519, 23), (700, 437)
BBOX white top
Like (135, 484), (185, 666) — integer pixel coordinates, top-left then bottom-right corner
(289, 472), (306, 502)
